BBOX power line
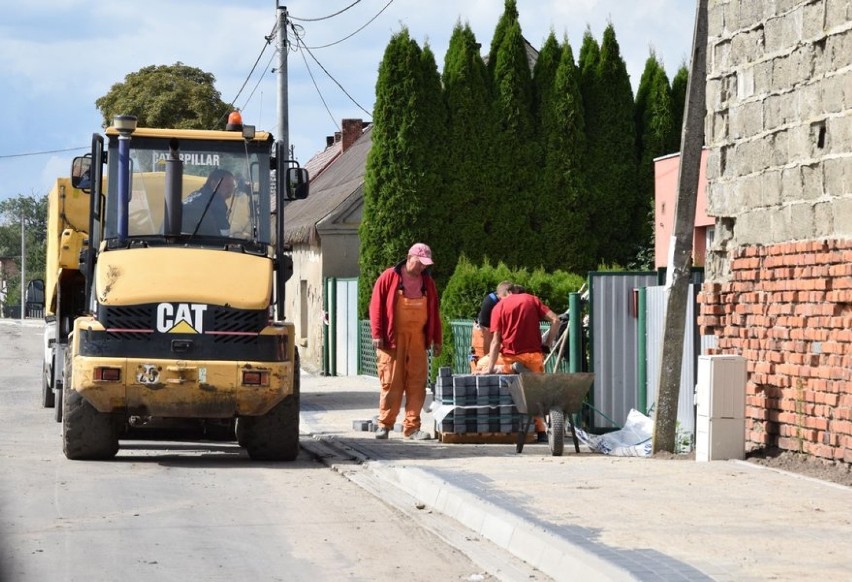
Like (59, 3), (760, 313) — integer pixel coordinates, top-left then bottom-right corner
(305, 0), (394, 50)
(219, 19), (278, 125)
(295, 31), (340, 133)
(289, 0), (362, 22)
(240, 48), (278, 113)
(292, 27), (372, 118)
(0, 146), (87, 160)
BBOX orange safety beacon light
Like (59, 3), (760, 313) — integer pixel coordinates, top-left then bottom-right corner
(226, 111), (243, 131)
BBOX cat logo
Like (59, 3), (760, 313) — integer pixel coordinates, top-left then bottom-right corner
(156, 303), (207, 334)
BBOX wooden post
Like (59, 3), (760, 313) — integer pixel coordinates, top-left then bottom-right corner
(652, 0), (708, 453)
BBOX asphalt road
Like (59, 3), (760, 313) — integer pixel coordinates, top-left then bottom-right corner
(0, 320), (501, 582)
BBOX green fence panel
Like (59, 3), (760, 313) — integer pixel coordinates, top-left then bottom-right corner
(450, 320), (474, 374)
(360, 318), (570, 378)
(359, 320), (377, 377)
(359, 319), (437, 380)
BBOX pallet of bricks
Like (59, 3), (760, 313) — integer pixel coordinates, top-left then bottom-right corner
(432, 367), (534, 444)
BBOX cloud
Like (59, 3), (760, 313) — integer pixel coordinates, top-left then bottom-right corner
(1, 0), (695, 202)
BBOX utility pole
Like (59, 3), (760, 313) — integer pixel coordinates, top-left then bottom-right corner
(652, 0), (708, 453)
(20, 209), (25, 321)
(276, 3), (289, 164)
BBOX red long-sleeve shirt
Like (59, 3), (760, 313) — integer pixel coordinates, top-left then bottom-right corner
(369, 263), (442, 350)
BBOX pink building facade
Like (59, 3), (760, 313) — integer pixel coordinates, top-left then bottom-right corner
(653, 149), (713, 269)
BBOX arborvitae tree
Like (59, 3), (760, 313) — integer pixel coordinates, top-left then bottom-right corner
(416, 42), (450, 288)
(490, 19), (540, 266)
(540, 39), (596, 274)
(532, 32), (561, 132)
(577, 29), (603, 265)
(669, 64), (689, 152)
(487, 0), (520, 77)
(442, 23), (496, 275)
(635, 52), (662, 162)
(358, 29), (446, 316)
(578, 27), (601, 96)
(582, 24), (639, 266)
(531, 33), (561, 268)
(633, 57), (675, 269)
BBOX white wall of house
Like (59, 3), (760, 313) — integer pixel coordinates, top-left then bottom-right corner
(285, 230), (361, 372)
(285, 244), (324, 372)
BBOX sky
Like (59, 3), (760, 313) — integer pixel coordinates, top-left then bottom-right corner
(0, 0), (698, 204)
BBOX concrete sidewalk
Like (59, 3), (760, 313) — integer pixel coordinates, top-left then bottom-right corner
(298, 370), (852, 582)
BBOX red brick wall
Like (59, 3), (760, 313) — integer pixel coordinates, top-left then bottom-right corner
(698, 240), (852, 464)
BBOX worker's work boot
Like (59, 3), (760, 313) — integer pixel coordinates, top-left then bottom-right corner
(375, 426), (389, 439)
(405, 430), (432, 441)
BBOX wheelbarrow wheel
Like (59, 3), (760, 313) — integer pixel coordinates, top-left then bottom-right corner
(548, 408), (565, 456)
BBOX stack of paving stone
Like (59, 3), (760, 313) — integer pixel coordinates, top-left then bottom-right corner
(433, 367), (523, 437)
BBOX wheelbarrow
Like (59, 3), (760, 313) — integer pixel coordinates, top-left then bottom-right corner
(507, 372), (595, 455)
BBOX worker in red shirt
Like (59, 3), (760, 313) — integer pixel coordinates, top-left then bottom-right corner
(369, 243), (443, 441)
(483, 285), (560, 441)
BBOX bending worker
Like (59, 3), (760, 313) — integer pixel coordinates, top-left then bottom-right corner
(483, 284), (560, 441)
(470, 280), (512, 372)
(369, 243), (443, 441)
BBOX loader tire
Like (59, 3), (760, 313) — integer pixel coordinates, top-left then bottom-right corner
(237, 350), (300, 461)
(62, 351), (119, 460)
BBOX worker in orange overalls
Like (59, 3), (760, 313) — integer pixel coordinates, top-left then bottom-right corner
(470, 280), (513, 372)
(480, 284), (560, 442)
(369, 243), (443, 441)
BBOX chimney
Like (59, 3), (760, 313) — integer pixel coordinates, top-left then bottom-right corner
(326, 136), (334, 148)
(341, 119), (364, 151)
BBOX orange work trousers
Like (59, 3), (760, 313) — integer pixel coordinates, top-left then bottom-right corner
(376, 292), (428, 436)
(496, 352), (547, 433)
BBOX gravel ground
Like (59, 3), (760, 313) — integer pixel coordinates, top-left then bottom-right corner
(653, 447), (852, 487)
(745, 447), (852, 487)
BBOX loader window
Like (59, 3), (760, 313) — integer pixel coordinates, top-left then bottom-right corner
(103, 136), (272, 245)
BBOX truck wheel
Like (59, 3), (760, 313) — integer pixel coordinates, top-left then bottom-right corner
(62, 351), (119, 460)
(237, 350), (300, 461)
(42, 363), (55, 408)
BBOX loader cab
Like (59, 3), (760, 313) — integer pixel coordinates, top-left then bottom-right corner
(99, 128), (276, 248)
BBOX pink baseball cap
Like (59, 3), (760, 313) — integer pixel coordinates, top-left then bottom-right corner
(408, 243), (433, 265)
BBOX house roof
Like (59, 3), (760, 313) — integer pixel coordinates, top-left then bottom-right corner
(283, 125), (372, 245)
(303, 141), (341, 181)
(483, 36), (539, 70)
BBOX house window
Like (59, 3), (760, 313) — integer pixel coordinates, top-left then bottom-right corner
(706, 226), (715, 250)
(299, 280), (308, 341)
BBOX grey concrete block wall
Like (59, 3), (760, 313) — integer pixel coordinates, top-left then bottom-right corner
(704, 0), (852, 280)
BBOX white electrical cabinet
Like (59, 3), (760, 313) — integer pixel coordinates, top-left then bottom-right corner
(695, 355), (746, 461)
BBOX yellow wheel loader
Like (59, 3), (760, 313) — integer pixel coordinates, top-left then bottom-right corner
(51, 113), (309, 461)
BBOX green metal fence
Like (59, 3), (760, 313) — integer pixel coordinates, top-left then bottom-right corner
(359, 319), (439, 379)
(359, 318), (573, 378)
(359, 320), (377, 377)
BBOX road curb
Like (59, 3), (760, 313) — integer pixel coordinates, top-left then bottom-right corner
(300, 430), (633, 582)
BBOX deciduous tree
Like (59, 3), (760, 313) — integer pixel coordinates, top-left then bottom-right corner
(95, 62), (231, 130)
(0, 194), (48, 310)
